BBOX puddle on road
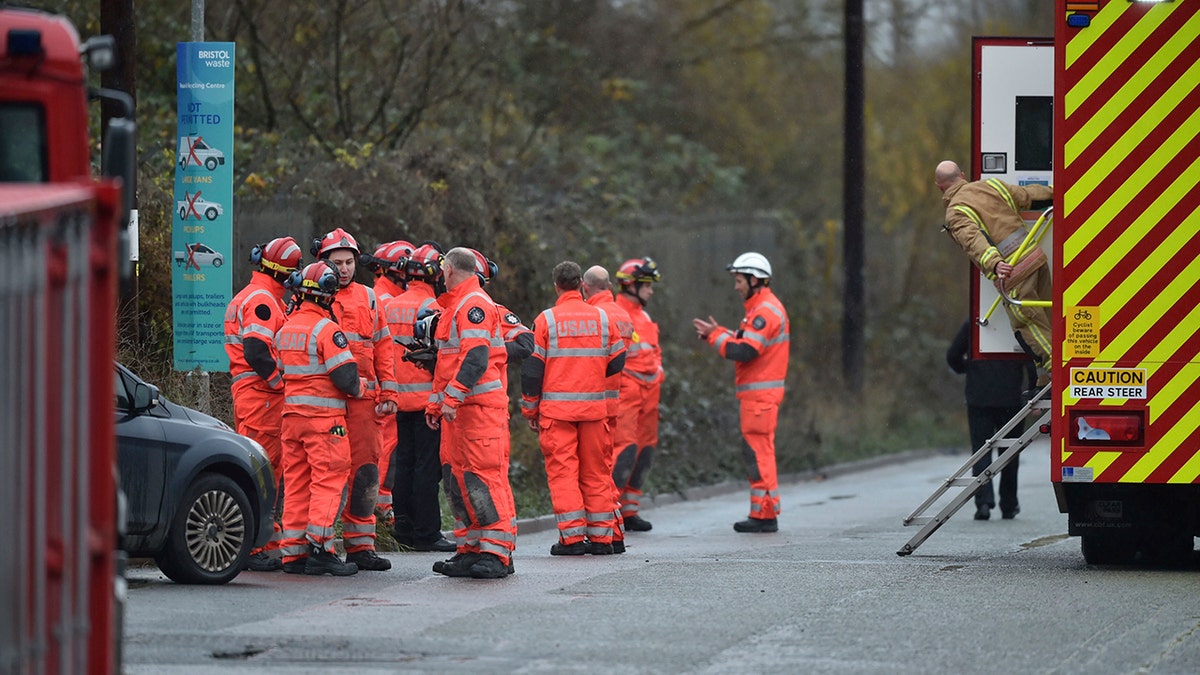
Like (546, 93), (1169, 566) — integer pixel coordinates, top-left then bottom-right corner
(1020, 533), (1070, 549)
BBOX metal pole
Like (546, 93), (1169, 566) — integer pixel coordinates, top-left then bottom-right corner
(842, 0), (866, 395)
(191, 0), (205, 42)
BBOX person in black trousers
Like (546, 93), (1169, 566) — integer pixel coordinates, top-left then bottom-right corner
(946, 320), (1036, 521)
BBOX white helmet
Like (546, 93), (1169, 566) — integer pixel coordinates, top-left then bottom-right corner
(726, 252), (771, 279)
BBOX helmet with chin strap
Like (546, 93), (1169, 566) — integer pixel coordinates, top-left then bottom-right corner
(249, 237), (303, 280)
(312, 228), (360, 259)
(726, 252), (772, 280)
(615, 257), (660, 288)
(286, 261), (340, 304)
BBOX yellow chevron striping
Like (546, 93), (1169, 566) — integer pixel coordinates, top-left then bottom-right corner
(1063, 111), (1200, 284)
(1065, 11), (1200, 201)
(1172, 446), (1200, 483)
(1065, 0), (1121, 66)
(1125, 391), (1200, 484)
(1095, 241), (1200, 362)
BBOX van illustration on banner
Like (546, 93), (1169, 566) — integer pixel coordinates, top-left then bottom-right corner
(178, 134), (226, 171)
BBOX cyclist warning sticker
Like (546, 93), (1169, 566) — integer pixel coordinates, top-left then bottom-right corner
(1066, 306), (1100, 358)
(1069, 367), (1147, 400)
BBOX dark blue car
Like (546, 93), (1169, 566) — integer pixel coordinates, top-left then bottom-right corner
(115, 363), (275, 584)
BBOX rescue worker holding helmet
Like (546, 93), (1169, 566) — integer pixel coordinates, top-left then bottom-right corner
(612, 256), (664, 533)
(312, 228), (400, 571)
(426, 247), (518, 579)
(381, 242), (455, 553)
(223, 236), (303, 572)
(366, 240), (414, 530)
(522, 261), (626, 556)
(276, 261), (365, 575)
(693, 252), (790, 533)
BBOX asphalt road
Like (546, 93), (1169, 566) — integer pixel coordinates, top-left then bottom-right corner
(122, 438), (1200, 674)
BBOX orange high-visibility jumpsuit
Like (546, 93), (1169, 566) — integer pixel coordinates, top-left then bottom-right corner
(443, 300), (532, 550)
(705, 287), (790, 520)
(372, 275), (404, 522)
(427, 275), (516, 565)
(331, 282), (399, 554)
(586, 291), (633, 541)
(382, 281), (443, 546)
(523, 290), (626, 546)
(275, 302), (361, 563)
(613, 292), (663, 521)
(223, 270), (289, 554)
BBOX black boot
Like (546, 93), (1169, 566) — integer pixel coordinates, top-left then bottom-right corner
(733, 517), (778, 533)
(433, 552), (480, 577)
(587, 541), (614, 555)
(305, 546), (358, 576)
(550, 541), (587, 556)
(623, 514), (653, 532)
(346, 549), (392, 571)
(245, 551), (282, 572)
(468, 553), (511, 579)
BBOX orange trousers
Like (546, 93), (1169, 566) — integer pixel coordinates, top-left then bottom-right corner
(233, 390), (283, 553)
(441, 404), (516, 563)
(538, 418), (616, 545)
(376, 411), (398, 516)
(342, 398), (383, 553)
(613, 376), (660, 518)
(279, 414), (352, 562)
(739, 400), (780, 519)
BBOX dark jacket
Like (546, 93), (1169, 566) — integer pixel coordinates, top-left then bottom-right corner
(946, 321), (1035, 408)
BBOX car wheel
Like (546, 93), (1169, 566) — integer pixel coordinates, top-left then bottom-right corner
(179, 206), (187, 220)
(205, 157), (218, 171)
(212, 257), (224, 268)
(154, 473), (254, 584)
(205, 207), (219, 221)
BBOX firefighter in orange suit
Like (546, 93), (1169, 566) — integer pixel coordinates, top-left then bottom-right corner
(523, 261), (626, 555)
(382, 242), (455, 553)
(223, 236), (303, 572)
(935, 160), (1054, 386)
(276, 262), (364, 576)
(693, 252), (790, 533)
(426, 247), (517, 579)
(312, 228), (399, 571)
(432, 249), (533, 559)
(612, 256), (663, 532)
(366, 240), (414, 530)
(580, 265), (634, 554)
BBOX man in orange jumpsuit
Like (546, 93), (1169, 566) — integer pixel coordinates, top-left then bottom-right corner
(223, 236), (303, 572)
(693, 252), (790, 533)
(580, 265), (633, 553)
(613, 256), (663, 532)
(522, 261), (626, 555)
(366, 240), (413, 530)
(382, 242), (455, 553)
(276, 262), (365, 575)
(313, 228), (400, 571)
(426, 247), (517, 579)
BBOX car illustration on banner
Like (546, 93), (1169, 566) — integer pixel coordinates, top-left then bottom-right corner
(177, 195), (224, 221)
(178, 134), (226, 171)
(174, 242), (225, 269)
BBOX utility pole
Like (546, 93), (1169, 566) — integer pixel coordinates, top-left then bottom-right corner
(191, 0), (205, 41)
(101, 0), (138, 345)
(842, 0), (866, 396)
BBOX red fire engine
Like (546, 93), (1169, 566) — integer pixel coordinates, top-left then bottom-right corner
(1, 6), (134, 673)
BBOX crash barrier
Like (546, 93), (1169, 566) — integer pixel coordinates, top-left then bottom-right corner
(0, 186), (120, 674)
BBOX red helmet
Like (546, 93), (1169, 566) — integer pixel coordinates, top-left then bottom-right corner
(405, 243), (444, 279)
(615, 257), (661, 287)
(370, 240), (414, 274)
(250, 236), (302, 276)
(287, 261), (340, 300)
(467, 248), (498, 286)
(312, 228), (360, 259)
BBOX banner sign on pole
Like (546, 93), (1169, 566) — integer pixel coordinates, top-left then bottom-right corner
(172, 42), (235, 372)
